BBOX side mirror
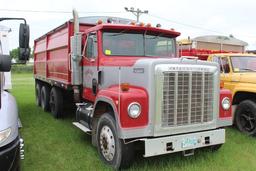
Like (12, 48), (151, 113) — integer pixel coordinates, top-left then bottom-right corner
(19, 48), (30, 61)
(0, 55), (11, 72)
(19, 23), (30, 48)
(19, 23), (30, 61)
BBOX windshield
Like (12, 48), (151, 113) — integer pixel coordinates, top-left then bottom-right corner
(102, 31), (176, 57)
(231, 56), (256, 72)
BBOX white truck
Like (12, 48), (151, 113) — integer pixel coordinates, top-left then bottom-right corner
(0, 18), (29, 171)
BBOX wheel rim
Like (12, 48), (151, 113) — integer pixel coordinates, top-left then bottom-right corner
(239, 109), (256, 133)
(50, 91), (55, 112)
(99, 125), (115, 161)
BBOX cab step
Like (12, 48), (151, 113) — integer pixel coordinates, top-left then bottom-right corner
(73, 122), (91, 133)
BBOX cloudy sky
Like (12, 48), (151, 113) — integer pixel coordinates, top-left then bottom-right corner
(1, 0), (256, 50)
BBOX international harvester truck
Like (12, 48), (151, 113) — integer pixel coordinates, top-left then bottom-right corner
(33, 11), (232, 169)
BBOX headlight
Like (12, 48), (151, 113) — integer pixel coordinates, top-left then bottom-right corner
(222, 97), (231, 110)
(128, 102), (141, 118)
(0, 128), (11, 144)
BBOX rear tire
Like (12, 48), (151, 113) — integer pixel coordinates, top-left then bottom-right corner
(235, 100), (256, 136)
(35, 82), (41, 107)
(50, 87), (63, 118)
(96, 113), (134, 169)
(41, 85), (50, 111)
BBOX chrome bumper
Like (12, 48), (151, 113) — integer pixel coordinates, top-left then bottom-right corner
(142, 129), (225, 157)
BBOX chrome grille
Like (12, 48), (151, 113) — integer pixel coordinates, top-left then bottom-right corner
(161, 71), (214, 127)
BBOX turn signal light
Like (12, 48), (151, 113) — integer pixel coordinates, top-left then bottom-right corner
(121, 83), (130, 91)
(220, 81), (224, 88)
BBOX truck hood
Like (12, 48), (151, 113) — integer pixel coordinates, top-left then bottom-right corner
(238, 73), (256, 84)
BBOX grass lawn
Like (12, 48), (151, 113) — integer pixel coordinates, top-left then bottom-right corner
(11, 72), (256, 171)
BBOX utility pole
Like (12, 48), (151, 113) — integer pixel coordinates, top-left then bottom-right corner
(124, 7), (148, 22)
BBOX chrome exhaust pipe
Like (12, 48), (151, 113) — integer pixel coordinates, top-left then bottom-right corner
(20, 138), (24, 160)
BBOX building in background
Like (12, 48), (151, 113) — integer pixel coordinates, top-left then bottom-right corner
(178, 35), (248, 60)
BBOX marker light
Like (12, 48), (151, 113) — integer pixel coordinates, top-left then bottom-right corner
(97, 20), (103, 25)
(220, 80), (224, 88)
(146, 23), (151, 27)
(121, 83), (130, 91)
(156, 23), (161, 28)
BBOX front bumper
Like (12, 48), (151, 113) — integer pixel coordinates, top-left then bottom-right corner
(142, 129), (225, 157)
(0, 137), (21, 171)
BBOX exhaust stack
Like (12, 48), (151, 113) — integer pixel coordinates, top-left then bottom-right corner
(70, 9), (82, 93)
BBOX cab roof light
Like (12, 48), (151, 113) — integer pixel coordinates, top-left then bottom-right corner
(156, 23), (161, 28)
(97, 19), (103, 25)
(146, 23), (151, 27)
(107, 18), (113, 23)
(139, 22), (144, 26)
(130, 21), (136, 25)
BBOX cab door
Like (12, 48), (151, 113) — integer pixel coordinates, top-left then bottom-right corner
(213, 56), (237, 92)
(82, 32), (99, 101)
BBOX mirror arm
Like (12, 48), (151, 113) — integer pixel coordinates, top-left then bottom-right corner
(0, 17), (27, 25)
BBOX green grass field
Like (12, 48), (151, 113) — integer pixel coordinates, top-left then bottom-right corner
(11, 73), (256, 171)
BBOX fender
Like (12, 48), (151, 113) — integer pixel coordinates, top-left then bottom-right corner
(95, 85), (149, 129)
(232, 85), (256, 98)
(219, 88), (232, 119)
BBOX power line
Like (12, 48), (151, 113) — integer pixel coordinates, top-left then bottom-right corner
(1, 8), (255, 38)
(148, 13), (225, 35)
(149, 13), (256, 38)
(0, 9), (124, 14)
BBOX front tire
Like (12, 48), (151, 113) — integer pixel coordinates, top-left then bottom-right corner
(235, 100), (256, 136)
(49, 87), (63, 118)
(96, 113), (134, 169)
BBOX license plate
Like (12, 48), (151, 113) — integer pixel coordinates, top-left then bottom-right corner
(182, 137), (197, 148)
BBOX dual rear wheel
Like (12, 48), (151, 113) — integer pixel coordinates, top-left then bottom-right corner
(35, 82), (63, 118)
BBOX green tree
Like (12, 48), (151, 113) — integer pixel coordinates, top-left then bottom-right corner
(10, 47), (33, 61)
(9, 47), (20, 60)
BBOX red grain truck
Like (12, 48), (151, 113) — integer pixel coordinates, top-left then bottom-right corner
(33, 11), (232, 169)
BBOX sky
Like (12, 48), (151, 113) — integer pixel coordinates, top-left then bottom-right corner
(1, 0), (256, 50)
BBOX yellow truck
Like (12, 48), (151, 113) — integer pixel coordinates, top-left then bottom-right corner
(208, 53), (256, 135)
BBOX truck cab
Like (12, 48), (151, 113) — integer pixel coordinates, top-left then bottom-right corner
(34, 13), (233, 169)
(208, 53), (256, 135)
(0, 19), (29, 171)
(0, 25), (22, 171)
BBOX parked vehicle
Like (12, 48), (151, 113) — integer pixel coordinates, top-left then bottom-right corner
(208, 53), (256, 135)
(178, 35), (247, 60)
(0, 18), (29, 171)
(33, 11), (232, 169)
